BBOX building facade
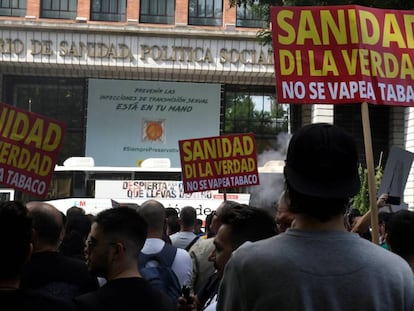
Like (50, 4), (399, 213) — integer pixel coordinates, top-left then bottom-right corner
(0, 0), (413, 208)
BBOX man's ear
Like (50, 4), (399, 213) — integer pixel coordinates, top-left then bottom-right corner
(112, 242), (126, 257)
(31, 228), (38, 244)
(385, 233), (392, 251)
(24, 243), (33, 264)
(59, 226), (65, 243)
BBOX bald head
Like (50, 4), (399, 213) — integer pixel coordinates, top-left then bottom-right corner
(26, 201), (65, 250)
(139, 200), (166, 234)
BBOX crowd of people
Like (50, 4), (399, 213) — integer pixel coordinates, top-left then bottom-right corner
(1, 122), (414, 310)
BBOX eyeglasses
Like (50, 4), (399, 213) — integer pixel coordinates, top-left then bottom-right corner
(86, 238), (118, 251)
(86, 238), (98, 250)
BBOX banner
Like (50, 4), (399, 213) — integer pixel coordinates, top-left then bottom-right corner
(0, 103), (66, 197)
(179, 133), (259, 193)
(271, 5), (414, 106)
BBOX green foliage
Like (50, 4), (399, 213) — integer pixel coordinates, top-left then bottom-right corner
(352, 163), (383, 214)
(224, 95), (288, 134)
(230, 0), (414, 46)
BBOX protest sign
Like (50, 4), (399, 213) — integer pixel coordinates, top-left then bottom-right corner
(270, 4), (414, 244)
(179, 133), (259, 193)
(0, 103), (66, 197)
(377, 146), (414, 205)
(271, 5), (414, 106)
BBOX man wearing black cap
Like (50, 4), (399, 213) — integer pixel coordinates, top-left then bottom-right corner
(217, 123), (414, 311)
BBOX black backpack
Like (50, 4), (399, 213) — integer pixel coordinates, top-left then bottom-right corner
(138, 243), (181, 303)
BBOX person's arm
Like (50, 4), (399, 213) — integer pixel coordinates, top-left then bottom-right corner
(177, 296), (197, 311)
(351, 193), (389, 235)
(172, 248), (193, 287)
(189, 248), (199, 292)
(217, 259), (246, 311)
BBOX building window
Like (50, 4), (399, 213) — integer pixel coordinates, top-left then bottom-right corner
(140, 0), (175, 24)
(236, 1), (267, 28)
(188, 0), (222, 26)
(90, 0), (126, 22)
(223, 85), (288, 154)
(41, 0), (77, 19)
(2, 76), (86, 165)
(0, 0), (26, 17)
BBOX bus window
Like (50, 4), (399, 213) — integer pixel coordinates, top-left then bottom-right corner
(0, 189), (15, 202)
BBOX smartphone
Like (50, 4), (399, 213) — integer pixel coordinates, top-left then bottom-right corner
(181, 285), (193, 304)
(385, 196), (400, 205)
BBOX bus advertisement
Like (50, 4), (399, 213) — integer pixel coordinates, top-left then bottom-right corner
(47, 179), (250, 218)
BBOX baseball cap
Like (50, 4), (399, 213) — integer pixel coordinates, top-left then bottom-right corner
(284, 123), (360, 198)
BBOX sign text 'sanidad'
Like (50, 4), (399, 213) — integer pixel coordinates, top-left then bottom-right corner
(181, 135), (255, 161)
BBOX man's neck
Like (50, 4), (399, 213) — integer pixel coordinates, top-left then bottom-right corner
(33, 244), (59, 252)
(107, 266), (140, 281)
(293, 214), (347, 231)
(405, 256), (414, 273)
(146, 230), (163, 239)
(180, 227), (194, 233)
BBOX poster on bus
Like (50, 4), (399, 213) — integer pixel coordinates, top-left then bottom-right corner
(270, 5), (414, 106)
(179, 133), (260, 193)
(86, 79), (220, 167)
(59, 179), (250, 219)
(0, 102), (66, 197)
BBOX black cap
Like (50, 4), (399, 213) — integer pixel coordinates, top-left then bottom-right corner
(284, 123), (360, 198)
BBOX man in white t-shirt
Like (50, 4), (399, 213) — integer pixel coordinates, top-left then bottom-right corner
(170, 206), (198, 250)
(138, 200), (192, 288)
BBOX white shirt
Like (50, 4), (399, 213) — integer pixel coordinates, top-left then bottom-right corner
(204, 296), (217, 311)
(170, 231), (198, 249)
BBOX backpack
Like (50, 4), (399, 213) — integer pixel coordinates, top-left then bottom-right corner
(185, 235), (200, 251)
(138, 243), (181, 303)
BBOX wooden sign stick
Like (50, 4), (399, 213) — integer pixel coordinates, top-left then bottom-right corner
(361, 102), (380, 245)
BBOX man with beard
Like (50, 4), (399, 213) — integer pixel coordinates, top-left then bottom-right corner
(73, 207), (175, 311)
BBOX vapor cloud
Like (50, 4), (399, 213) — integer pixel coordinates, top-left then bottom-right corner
(249, 132), (292, 214)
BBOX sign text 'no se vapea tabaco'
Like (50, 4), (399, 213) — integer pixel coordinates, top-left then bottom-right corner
(179, 133), (259, 193)
(0, 103), (66, 197)
(271, 5), (414, 106)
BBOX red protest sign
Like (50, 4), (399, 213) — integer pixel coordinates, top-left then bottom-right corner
(270, 5), (414, 106)
(179, 133), (259, 193)
(0, 103), (67, 197)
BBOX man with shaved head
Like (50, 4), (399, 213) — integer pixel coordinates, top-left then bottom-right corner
(138, 199), (192, 289)
(20, 201), (99, 301)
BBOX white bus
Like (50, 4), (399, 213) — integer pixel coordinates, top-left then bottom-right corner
(14, 157), (283, 219)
